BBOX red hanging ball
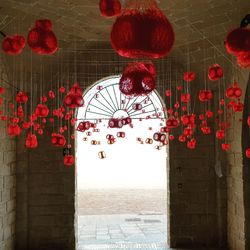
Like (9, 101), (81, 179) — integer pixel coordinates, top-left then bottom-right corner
(0, 87), (5, 94)
(27, 19), (58, 55)
(7, 124), (21, 137)
(22, 122), (31, 129)
(183, 71), (196, 82)
(222, 143), (230, 151)
(119, 62), (156, 96)
(181, 93), (190, 103)
(25, 133), (38, 149)
(206, 110), (213, 118)
(247, 116), (250, 126)
(225, 28), (250, 55)
(226, 82), (242, 99)
(110, 0), (175, 59)
(108, 118), (123, 128)
(2, 35), (26, 55)
(237, 52), (250, 68)
(199, 90), (213, 102)
(48, 90), (55, 99)
(208, 64), (223, 81)
(17, 105), (24, 118)
(216, 130), (225, 140)
(64, 155), (75, 167)
(166, 116), (179, 128)
(178, 135), (186, 143)
(51, 133), (66, 147)
(35, 104), (49, 117)
(187, 138), (196, 149)
(16, 91), (28, 103)
(183, 127), (193, 138)
(63, 83), (84, 108)
(181, 114), (195, 126)
(99, 0), (122, 18)
(246, 148), (250, 158)
(77, 121), (91, 132)
(201, 126), (211, 135)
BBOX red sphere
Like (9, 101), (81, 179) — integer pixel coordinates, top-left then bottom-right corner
(181, 114), (195, 126)
(187, 138), (196, 149)
(77, 121), (90, 132)
(208, 64), (223, 81)
(2, 35), (25, 55)
(64, 155), (75, 166)
(199, 90), (213, 102)
(222, 143), (230, 151)
(25, 133), (38, 149)
(183, 71), (196, 82)
(166, 117), (179, 128)
(119, 62), (156, 96)
(16, 91), (28, 103)
(246, 148), (250, 158)
(237, 52), (250, 68)
(247, 116), (250, 126)
(225, 28), (250, 55)
(226, 82), (242, 99)
(27, 20), (58, 55)
(51, 133), (66, 147)
(181, 93), (190, 103)
(99, 0), (121, 17)
(110, 1), (175, 59)
(216, 130), (225, 140)
(63, 83), (84, 108)
(7, 124), (21, 137)
(35, 104), (49, 117)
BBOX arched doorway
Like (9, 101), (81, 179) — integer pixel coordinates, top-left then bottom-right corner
(76, 76), (168, 250)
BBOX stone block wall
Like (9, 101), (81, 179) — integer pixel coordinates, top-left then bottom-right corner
(0, 55), (16, 250)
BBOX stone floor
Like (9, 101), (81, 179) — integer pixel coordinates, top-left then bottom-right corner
(77, 213), (167, 250)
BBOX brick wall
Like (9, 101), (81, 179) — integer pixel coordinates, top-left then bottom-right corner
(0, 55), (16, 250)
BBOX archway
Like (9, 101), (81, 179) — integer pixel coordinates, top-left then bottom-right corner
(76, 76), (169, 250)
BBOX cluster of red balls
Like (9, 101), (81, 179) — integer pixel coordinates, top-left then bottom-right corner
(2, 19), (58, 55)
(63, 83), (84, 108)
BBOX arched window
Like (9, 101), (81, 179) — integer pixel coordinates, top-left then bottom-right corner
(76, 75), (168, 249)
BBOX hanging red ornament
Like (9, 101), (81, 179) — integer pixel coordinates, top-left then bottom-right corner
(246, 148), (250, 158)
(122, 117), (132, 125)
(166, 116), (179, 128)
(25, 133), (38, 149)
(35, 104), (49, 117)
(216, 130), (225, 140)
(226, 82), (242, 99)
(59, 87), (66, 93)
(99, 0), (122, 18)
(225, 28), (250, 55)
(51, 133), (66, 147)
(109, 118), (123, 128)
(181, 93), (191, 103)
(199, 90), (213, 102)
(222, 143), (230, 151)
(201, 126), (211, 135)
(7, 124), (21, 137)
(2, 35), (26, 55)
(247, 116), (250, 126)
(183, 127), (193, 138)
(0, 87), (5, 94)
(208, 64), (223, 81)
(27, 19), (58, 55)
(16, 91), (28, 103)
(237, 52), (250, 68)
(110, 0), (175, 59)
(165, 89), (172, 97)
(233, 102), (244, 112)
(119, 62), (156, 96)
(153, 132), (166, 142)
(181, 114), (195, 126)
(169, 134), (175, 141)
(63, 83), (84, 108)
(178, 135), (186, 143)
(22, 122), (31, 129)
(48, 90), (55, 99)
(206, 110), (213, 118)
(64, 155), (75, 166)
(17, 105), (24, 118)
(183, 71), (196, 82)
(187, 138), (196, 149)
(77, 121), (90, 132)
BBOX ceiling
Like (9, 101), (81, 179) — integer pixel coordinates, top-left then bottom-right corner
(0, 0), (249, 87)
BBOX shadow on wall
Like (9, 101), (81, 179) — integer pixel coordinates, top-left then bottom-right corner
(242, 74), (250, 250)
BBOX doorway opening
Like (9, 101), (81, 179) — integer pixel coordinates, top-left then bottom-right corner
(76, 76), (168, 250)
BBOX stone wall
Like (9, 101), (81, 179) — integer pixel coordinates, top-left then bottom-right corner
(0, 55), (16, 250)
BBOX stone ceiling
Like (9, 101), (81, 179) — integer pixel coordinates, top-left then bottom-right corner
(0, 0), (249, 85)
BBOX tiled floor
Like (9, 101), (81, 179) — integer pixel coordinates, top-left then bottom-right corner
(77, 213), (167, 250)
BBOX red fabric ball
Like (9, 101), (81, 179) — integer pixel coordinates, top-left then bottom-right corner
(246, 148), (250, 158)
(108, 118), (123, 128)
(247, 116), (250, 126)
(222, 143), (230, 151)
(237, 52), (250, 68)
(2, 35), (26, 55)
(226, 82), (242, 99)
(181, 93), (190, 103)
(35, 104), (49, 117)
(199, 90), (213, 102)
(110, 1), (175, 59)
(25, 133), (38, 149)
(99, 0), (121, 17)
(17, 105), (24, 118)
(63, 83), (84, 108)
(181, 114), (195, 126)
(201, 126), (211, 135)
(16, 91), (28, 103)
(166, 117), (179, 128)
(35, 19), (53, 30)
(208, 64), (223, 81)
(187, 138), (196, 149)
(225, 28), (250, 55)
(51, 133), (66, 147)
(7, 124), (21, 137)
(183, 71), (196, 82)
(119, 62), (156, 96)
(64, 155), (75, 167)
(216, 130), (225, 140)
(27, 20), (58, 55)
(77, 121), (90, 132)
